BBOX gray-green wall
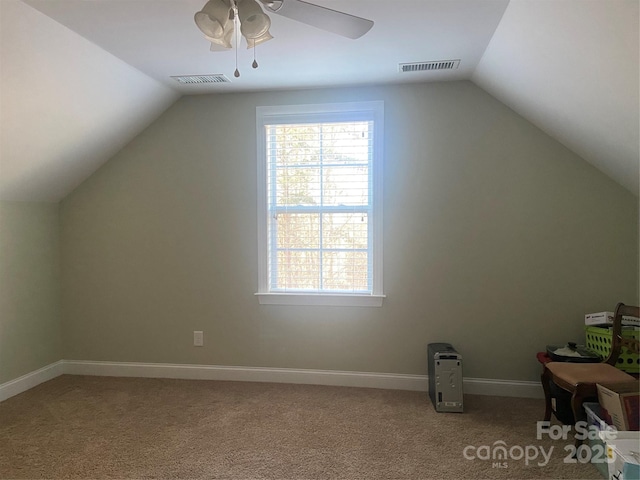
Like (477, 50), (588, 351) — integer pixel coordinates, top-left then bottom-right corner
(0, 202), (61, 384)
(59, 81), (639, 382)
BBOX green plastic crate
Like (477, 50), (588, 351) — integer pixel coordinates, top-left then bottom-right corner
(585, 326), (639, 373)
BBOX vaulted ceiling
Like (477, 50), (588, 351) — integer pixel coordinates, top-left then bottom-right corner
(1, 0), (637, 201)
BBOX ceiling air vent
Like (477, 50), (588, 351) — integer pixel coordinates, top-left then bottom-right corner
(399, 60), (460, 73)
(171, 74), (231, 84)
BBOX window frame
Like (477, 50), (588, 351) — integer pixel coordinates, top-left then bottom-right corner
(255, 101), (384, 307)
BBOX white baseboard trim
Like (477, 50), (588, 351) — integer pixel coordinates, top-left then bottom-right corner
(0, 361), (65, 403)
(62, 360), (543, 398)
(463, 377), (544, 399)
(0, 360), (543, 402)
(62, 360), (429, 392)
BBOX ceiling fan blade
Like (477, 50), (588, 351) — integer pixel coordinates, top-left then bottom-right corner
(262, 0), (373, 39)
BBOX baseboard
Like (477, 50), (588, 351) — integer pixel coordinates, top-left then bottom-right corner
(62, 360), (543, 398)
(463, 377), (543, 398)
(1, 360), (542, 402)
(0, 361), (65, 402)
(62, 360), (429, 391)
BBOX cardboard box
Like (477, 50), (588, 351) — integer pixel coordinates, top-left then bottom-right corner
(622, 315), (640, 327)
(585, 311), (640, 327)
(586, 312), (614, 326)
(597, 382), (640, 431)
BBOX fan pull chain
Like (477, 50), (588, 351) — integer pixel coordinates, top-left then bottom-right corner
(232, 3), (240, 77)
(234, 44), (240, 78)
(252, 45), (258, 69)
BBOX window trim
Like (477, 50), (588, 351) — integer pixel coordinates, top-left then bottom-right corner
(255, 101), (384, 307)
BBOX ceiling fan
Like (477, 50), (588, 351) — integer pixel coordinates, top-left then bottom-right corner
(194, 0), (374, 76)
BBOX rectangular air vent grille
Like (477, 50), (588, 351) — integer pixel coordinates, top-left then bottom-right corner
(399, 60), (460, 73)
(171, 74), (231, 84)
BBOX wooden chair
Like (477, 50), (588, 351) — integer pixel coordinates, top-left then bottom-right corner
(541, 302), (640, 442)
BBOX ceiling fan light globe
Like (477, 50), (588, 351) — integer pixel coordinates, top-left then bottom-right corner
(246, 30), (273, 49)
(205, 20), (234, 49)
(240, 14), (271, 39)
(195, 13), (223, 38)
(237, 0), (271, 39)
(195, 0), (231, 39)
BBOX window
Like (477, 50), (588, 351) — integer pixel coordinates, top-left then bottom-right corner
(256, 101), (384, 307)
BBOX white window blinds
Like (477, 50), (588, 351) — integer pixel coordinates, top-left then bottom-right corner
(267, 121), (372, 293)
(256, 102), (384, 305)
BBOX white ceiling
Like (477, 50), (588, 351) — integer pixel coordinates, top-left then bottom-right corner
(20, 0), (510, 93)
(1, 0), (638, 201)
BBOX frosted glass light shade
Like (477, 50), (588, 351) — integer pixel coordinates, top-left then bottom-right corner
(205, 26), (233, 52)
(206, 20), (234, 49)
(237, 0), (271, 39)
(195, 0), (231, 39)
(246, 30), (273, 48)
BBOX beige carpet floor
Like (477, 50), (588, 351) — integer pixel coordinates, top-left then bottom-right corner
(0, 375), (601, 479)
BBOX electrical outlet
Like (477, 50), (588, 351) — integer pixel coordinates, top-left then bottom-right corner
(193, 331), (204, 347)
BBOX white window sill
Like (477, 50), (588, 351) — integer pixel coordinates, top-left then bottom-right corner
(255, 293), (385, 307)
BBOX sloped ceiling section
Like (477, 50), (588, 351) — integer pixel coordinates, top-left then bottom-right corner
(1, 0), (637, 201)
(0, 0), (180, 202)
(472, 0), (639, 196)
